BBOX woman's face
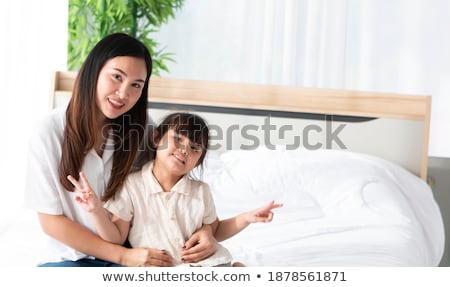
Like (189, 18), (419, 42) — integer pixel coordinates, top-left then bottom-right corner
(96, 56), (147, 120)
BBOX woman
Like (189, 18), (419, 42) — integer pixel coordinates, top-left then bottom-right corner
(24, 33), (216, 267)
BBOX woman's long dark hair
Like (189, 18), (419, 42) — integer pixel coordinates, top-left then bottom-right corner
(59, 33), (152, 201)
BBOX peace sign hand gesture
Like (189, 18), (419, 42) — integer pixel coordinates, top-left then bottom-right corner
(67, 172), (102, 213)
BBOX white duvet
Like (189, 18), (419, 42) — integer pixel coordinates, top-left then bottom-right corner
(201, 147), (444, 266)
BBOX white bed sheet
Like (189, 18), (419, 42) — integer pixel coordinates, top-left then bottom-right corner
(200, 147), (444, 266)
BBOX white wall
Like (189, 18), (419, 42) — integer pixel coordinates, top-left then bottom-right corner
(152, 0), (450, 158)
(0, 0), (68, 221)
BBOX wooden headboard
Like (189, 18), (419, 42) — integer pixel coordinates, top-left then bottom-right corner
(50, 71), (431, 180)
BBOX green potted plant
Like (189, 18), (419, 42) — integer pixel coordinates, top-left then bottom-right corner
(68, 0), (185, 75)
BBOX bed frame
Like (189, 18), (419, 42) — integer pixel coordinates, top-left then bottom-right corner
(50, 71), (431, 180)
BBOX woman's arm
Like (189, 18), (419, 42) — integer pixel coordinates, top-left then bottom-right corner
(38, 213), (173, 266)
(214, 200), (283, 242)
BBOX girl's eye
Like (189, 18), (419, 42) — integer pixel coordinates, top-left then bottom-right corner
(174, 136), (181, 142)
(190, 145), (201, 152)
(132, 83), (142, 89)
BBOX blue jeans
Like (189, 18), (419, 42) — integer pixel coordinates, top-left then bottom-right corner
(38, 258), (122, 267)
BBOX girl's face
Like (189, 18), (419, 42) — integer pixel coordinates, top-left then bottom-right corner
(96, 56), (147, 120)
(155, 129), (204, 177)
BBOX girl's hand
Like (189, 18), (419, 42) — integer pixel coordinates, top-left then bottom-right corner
(246, 200), (283, 223)
(67, 172), (102, 213)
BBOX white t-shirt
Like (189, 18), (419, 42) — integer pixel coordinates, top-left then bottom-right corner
(23, 108), (153, 265)
(104, 162), (232, 266)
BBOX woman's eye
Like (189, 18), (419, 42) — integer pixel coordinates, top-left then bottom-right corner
(174, 136), (181, 142)
(113, 74), (122, 81)
(132, 83), (141, 89)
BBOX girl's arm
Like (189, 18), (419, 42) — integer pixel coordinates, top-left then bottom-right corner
(68, 172), (129, 245)
(214, 200), (283, 242)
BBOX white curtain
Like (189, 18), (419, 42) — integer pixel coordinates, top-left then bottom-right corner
(0, 0), (68, 221)
(154, 0), (450, 158)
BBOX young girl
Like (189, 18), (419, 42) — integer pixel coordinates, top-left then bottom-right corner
(69, 112), (282, 266)
(24, 33), (216, 267)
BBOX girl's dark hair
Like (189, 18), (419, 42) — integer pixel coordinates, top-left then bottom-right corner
(135, 113), (210, 172)
(59, 33), (152, 201)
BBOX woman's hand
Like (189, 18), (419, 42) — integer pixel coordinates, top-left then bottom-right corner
(121, 247), (174, 267)
(180, 225), (216, 263)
